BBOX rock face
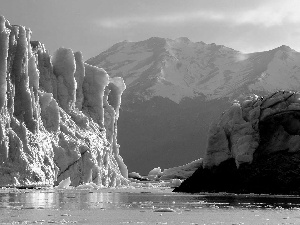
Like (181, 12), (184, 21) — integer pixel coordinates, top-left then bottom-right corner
(86, 37), (300, 174)
(174, 90), (300, 194)
(0, 16), (128, 187)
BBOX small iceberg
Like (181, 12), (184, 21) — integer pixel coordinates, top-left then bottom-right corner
(154, 208), (176, 212)
(56, 177), (71, 189)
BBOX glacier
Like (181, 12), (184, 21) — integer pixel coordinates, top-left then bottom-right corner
(0, 15), (128, 187)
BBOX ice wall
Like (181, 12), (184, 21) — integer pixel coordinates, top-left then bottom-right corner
(204, 91), (300, 168)
(176, 91), (300, 194)
(52, 48), (77, 112)
(0, 15), (128, 187)
(83, 63), (109, 127)
(105, 77), (128, 179)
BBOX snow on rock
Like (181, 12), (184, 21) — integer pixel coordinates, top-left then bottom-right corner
(0, 15), (128, 187)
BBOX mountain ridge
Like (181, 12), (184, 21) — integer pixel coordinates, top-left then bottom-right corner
(86, 37), (299, 103)
(86, 37), (300, 174)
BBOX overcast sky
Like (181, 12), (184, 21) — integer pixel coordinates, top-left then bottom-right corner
(1, 0), (300, 60)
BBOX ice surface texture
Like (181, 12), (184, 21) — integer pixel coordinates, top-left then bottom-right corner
(0, 16), (128, 187)
(204, 91), (300, 168)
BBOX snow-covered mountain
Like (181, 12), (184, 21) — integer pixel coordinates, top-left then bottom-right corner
(86, 37), (300, 174)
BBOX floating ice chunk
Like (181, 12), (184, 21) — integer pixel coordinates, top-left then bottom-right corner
(128, 172), (142, 179)
(57, 177), (71, 189)
(13, 177), (20, 187)
(154, 208), (176, 212)
(147, 167), (163, 180)
(170, 179), (182, 187)
(148, 167), (162, 177)
(88, 182), (100, 189)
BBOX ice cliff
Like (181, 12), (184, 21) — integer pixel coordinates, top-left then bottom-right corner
(203, 90), (300, 168)
(0, 16), (128, 187)
(175, 90), (300, 194)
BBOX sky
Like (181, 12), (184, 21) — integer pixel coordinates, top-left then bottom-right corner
(1, 0), (300, 60)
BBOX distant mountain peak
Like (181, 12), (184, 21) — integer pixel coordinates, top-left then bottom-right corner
(175, 37), (191, 43)
(145, 36), (167, 43)
(274, 45), (293, 52)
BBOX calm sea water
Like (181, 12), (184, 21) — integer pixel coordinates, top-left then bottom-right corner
(1, 187), (300, 224)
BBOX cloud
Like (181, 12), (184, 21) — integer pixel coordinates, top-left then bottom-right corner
(96, 11), (225, 29)
(93, 0), (300, 54)
(235, 0), (300, 27)
(96, 0), (300, 29)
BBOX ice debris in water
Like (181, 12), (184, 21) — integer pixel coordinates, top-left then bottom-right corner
(170, 179), (182, 187)
(56, 177), (71, 189)
(146, 167), (163, 180)
(154, 208), (176, 212)
(148, 167), (162, 176)
(76, 182), (100, 189)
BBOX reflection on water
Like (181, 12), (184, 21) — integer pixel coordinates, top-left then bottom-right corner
(0, 190), (126, 210)
(1, 189), (300, 211)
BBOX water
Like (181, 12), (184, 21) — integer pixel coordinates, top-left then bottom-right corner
(1, 187), (300, 224)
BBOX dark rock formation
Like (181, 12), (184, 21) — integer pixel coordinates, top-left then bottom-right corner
(174, 90), (300, 194)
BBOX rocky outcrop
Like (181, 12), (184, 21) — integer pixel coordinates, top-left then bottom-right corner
(0, 15), (128, 187)
(174, 90), (300, 194)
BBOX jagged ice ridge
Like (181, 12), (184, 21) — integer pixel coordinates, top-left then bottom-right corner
(0, 15), (128, 187)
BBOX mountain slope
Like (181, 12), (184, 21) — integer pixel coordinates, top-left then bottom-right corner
(86, 37), (300, 174)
